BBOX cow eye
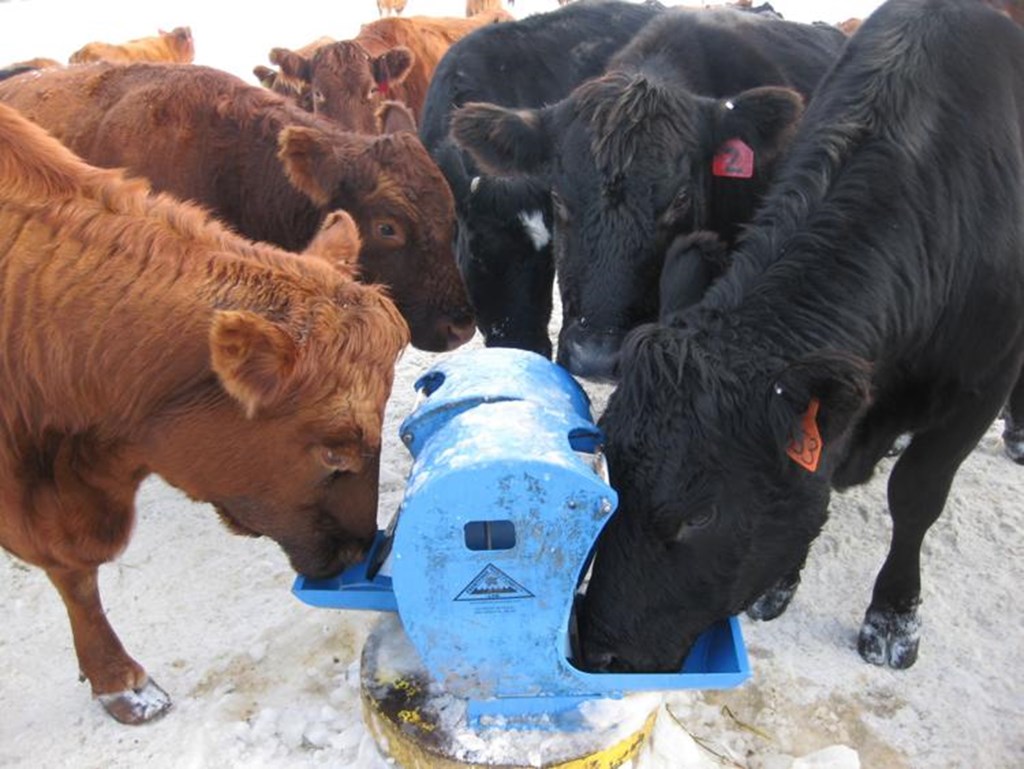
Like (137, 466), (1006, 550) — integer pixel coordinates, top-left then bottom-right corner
(669, 505), (717, 541)
(320, 446), (356, 473)
(377, 222), (397, 238)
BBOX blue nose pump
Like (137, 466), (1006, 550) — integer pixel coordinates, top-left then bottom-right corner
(293, 348), (749, 729)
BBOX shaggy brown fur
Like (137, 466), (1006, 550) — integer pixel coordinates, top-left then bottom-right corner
(271, 12), (512, 131)
(68, 26), (194, 64)
(0, 62), (473, 351)
(0, 102), (407, 724)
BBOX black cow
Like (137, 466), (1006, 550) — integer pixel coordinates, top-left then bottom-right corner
(452, 7), (847, 380)
(420, 0), (666, 358)
(574, 0), (1024, 674)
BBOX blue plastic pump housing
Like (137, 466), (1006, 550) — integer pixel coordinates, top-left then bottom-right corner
(293, 348), (750, 727)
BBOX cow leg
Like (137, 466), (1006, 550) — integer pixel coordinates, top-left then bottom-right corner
(1001, 368), (1024, 463)
(858, 390), (1005, 669)
(47, 566), (171, 724)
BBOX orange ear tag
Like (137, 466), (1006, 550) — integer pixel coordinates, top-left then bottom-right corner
(786, 397), (823, 472)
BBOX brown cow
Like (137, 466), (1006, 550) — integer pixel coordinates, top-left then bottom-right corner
(68, 26), (194, 64)
(254, 35), (335, 112)
(466, 0), (515, 15)
(0, 101), (408, 724)
(378, 0), (409, 16)
(270, 12), (512, 132)
(0, 62), (475, 351)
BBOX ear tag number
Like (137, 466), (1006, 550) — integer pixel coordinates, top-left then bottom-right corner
(712, 138), (755, 178)
(787, 398), (823, 472)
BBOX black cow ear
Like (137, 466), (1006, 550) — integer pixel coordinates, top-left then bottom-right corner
(450, 103), (552, 176)
(714, 86), (805, 172)
(770, 352), (872, 471)
(659, 232), (731, 323)
(372, 47), (414, 88)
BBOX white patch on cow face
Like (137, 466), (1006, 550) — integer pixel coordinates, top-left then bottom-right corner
(518, 210), (550, 252)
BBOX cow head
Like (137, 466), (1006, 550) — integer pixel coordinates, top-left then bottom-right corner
(451, 75), (803, 380)
(159, 26), (194, 63)
(278, 120), (475, 352)
(456, 171), (555, 358)
(576, 322), (871, 672)
(145, 282), (409, 579)
(289, 40), (415, 132)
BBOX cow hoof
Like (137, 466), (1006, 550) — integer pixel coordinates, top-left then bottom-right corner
(1001, 429), (1024, 464)
(746, 575), (800, 621)
(97, 679), (172, 724)
(857, 608), (921, 669)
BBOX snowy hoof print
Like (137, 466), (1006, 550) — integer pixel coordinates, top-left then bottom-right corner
(746, 577), (800, 621)
(857, 608), (921, 669)
(96, 679), (172, 725)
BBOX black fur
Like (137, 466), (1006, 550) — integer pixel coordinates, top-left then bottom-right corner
(452, 7), (847, 380)
(579, 0), (1024, 673)
(420, 0), (665, 357)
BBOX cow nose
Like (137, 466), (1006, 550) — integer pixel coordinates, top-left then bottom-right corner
(444, 313), (477, 350)
(557, 320), (623, 382)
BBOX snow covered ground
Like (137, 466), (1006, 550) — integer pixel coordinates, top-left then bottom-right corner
(2, 1), (1021, 768)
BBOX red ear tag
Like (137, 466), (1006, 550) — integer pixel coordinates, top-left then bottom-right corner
(786, 397), (823, 472)
(712, 138), (755, 179)
(378, 80), (391, 98)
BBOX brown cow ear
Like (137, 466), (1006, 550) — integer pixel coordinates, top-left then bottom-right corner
(450, 102), (551, 176)
(372, 47), (414, 88)
(210, 311), (299, 418)
(269, 47), (311, 82)
(278, 126), (368, 206)
(303, 210), (362, 277)
(376, 100), (417, 134)
(253, 65), (278, 89)
(714, 86), (804, 171)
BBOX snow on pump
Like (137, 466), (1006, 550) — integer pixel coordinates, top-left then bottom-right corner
(292, 348), (750, 767)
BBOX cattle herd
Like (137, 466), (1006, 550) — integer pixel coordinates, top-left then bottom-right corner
(0, 0), (1021, 731)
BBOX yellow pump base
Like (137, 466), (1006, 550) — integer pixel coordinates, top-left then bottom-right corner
(359, 615), (659, 769)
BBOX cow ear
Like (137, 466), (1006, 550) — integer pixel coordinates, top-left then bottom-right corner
(278, 125), (368, 206)
(714, 86), (805, 172)
(372, 47), (414, 89)
(658, 231), (731, 322)
(210, 311), (299, 418)
(269, 47), (311, 82)
(303, 209), (361, 277)
(253, 65), (278, 89)
(769, 352), (872, 472)
(450, 102), (552, 176)
(376, 100), (417, 134)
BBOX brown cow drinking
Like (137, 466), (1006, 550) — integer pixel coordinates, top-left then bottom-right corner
(0, 62), (474, 351)
(0, 103), (409, 724)
(269, 12), (511, 132)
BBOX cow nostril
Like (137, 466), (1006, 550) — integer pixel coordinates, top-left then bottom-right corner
(446, 318), (477, 349)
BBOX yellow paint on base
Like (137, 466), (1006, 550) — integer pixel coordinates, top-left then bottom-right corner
(361, 681), (658, 769)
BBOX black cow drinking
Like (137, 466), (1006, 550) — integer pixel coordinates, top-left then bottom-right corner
(421, 0), (665, 359)
(452, 7), (847, 380)
(576, 0), (1024, 673)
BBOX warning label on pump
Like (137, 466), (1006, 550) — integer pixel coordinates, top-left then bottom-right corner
(454, 564), (534, 601)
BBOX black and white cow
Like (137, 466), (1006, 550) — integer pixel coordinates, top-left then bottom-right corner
(452, 7), (847, 379)
(574, 0), (1024, 673)
(420, 0), (665, 358)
